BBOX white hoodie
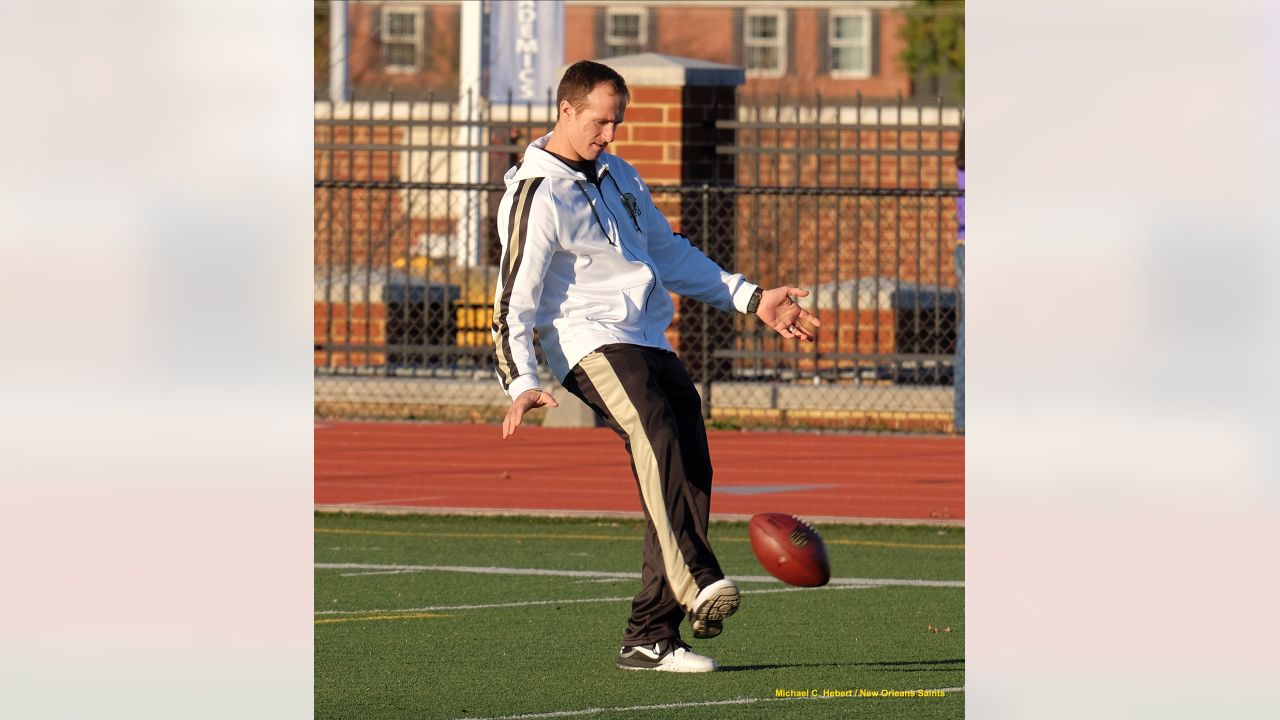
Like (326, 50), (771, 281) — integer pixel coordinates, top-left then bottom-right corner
(491, 132), (759, 400)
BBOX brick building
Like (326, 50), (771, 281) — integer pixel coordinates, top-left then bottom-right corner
(316, 0), (932, 101)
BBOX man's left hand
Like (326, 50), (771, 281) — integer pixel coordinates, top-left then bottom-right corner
(755, 286), (821, 342)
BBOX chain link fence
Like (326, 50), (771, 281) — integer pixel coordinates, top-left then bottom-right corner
(314, 90), (963, 432)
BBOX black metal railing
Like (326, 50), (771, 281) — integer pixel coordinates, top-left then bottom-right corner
(314, 89), (963, 431)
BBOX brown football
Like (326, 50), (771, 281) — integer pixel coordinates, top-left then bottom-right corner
(748, 513), (831, 587)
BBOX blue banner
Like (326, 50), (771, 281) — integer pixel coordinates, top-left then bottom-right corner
(488, 0), (564, 103)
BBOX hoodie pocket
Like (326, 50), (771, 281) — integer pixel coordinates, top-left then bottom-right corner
(619, 282), (649, 325)
(577, 283), (647, 324)
(570, 283), (625, 323)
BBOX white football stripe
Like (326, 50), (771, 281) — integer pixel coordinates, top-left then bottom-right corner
(449, 688), (967, 720)
(315, 562), (963, 588)
(316, 595), (636, 616)
(451, 698), (760, 720)
(314, 579), (875, 614)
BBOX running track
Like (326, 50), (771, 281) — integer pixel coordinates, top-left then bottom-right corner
(315, 422), (963, 523)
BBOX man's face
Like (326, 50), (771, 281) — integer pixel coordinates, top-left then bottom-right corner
(555, 83), (626, 162)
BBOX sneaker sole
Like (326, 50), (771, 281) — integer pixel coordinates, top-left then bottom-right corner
(616, 659), (717, 673)
(690, 618), (722, 639)
(690, 580), (740, 639)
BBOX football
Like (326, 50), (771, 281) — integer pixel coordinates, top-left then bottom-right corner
(748, 513), (831, 587)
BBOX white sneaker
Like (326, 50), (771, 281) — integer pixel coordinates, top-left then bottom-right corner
(690, 578), (740, 639)
(616, 638), (717, 672)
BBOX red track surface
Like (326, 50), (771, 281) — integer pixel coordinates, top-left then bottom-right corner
(315, 422), (963, 522)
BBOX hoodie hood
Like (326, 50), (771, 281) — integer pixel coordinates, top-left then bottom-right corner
(506, 132), (614, 185)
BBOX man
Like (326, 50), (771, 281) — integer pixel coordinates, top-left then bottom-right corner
(491, 60), (819, 673)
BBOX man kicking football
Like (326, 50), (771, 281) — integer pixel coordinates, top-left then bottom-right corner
(492, 60), (819, 672)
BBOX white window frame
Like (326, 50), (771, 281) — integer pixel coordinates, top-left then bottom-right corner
(744, 9), (787, 78)
(829, 8), (872, 79)
(605, 7), (647, 54)
(381, 5), (424, 74)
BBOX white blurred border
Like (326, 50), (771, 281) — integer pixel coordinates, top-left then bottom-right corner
(971, 0), (1280, 717)
(2, 1), (1278, 717)
(0, 2), (313, 717)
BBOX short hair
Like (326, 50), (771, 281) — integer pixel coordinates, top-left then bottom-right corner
(556, 60), (630, 112)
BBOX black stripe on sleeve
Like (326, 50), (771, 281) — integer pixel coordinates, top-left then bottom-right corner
(493, 176), (546, 389)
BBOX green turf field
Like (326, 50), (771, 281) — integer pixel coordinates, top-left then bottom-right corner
(315, 513), (965, 719)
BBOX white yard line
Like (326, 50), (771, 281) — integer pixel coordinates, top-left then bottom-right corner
(449, 688), (967, 720)
(315, 585), (874, 616)
(320, 563), (635, 580)
(316, 562), (964, 588)
(317, 595), (638, 616)
(451, 698), (758, 720)
(315, 579), (926, 616)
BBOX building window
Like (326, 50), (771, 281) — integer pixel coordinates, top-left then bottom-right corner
(829, 9), (872, 78)
(605, 7), (646, 58)
(381, 6), (423, 72)
(744, 9), (786, 77)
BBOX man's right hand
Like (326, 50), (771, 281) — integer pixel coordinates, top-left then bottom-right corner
(502, 388), (560, 439)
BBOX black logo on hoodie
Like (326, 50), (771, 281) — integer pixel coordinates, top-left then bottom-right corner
(620, 192), (641, 222)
